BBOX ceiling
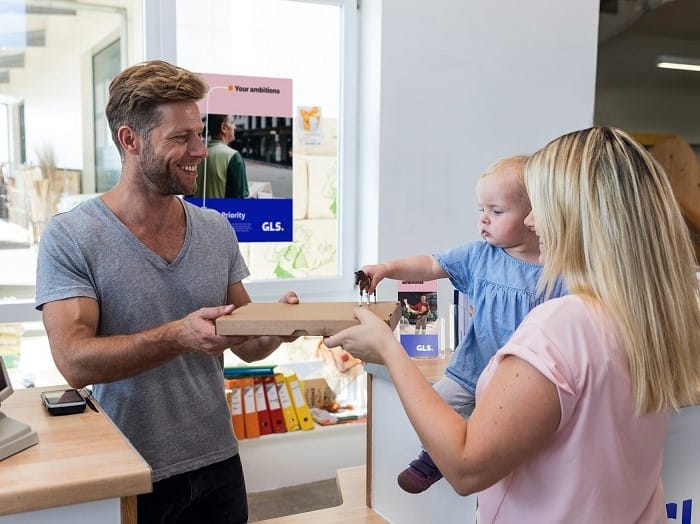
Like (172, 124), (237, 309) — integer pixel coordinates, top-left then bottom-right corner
(597, 0), (700, 90)
(1, 0), (698, 91)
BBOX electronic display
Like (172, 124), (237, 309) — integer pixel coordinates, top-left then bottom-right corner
(0, 357), (12, 405)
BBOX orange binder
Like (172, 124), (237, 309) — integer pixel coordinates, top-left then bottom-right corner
(275, 373), (300, 432)
(224, 378), (246, 440)
(286, 373), (315, 431)
(241, 376), (260, 438)
(263, 374), (287, 434)
(254, 376), (273, 435)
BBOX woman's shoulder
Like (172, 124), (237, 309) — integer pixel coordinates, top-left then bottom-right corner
(525, 295), (610, 342)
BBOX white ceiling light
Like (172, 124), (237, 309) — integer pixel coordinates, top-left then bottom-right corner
(656, 55), (700, 72)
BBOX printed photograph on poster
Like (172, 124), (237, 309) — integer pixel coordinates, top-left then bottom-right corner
(399, 292), (438, 334)
(297, 106), (321, 145)
(398, 280), (440, 358)
(183, 72), (293, 243)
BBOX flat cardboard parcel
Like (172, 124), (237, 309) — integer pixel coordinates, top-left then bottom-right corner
(216, 301), (402, 337)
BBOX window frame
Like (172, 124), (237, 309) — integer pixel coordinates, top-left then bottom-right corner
(146, 0), (359, 302)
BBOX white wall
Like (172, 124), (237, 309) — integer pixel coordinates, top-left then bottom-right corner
(357, 0), (599, 317)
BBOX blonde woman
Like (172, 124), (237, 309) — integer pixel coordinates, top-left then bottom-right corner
(326, 126), (700, 522)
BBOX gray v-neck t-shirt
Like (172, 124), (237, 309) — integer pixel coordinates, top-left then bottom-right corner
(36, 197), (250, 482)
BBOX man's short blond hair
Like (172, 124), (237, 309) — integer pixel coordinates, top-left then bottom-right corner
(105, 60), (208, 157)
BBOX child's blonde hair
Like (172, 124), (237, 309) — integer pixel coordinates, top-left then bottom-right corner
(480, 155), (529, 201)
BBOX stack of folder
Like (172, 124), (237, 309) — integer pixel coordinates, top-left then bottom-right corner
(224, 366), (315, 438)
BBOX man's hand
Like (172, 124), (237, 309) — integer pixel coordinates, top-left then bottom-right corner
(180, 305), (249, 356)
(230, 291), (301, 361)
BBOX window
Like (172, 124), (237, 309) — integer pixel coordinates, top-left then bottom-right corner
(172, 0), (358, 301)
(0, 0), (358, 385)
(93, 39), (122, 192)
(0, 1), (131, 386)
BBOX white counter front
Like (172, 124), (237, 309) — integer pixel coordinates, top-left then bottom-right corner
(366, 361), (700, 523)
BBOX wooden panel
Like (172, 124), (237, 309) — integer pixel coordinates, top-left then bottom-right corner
(216, 302), (402, 337)
(648, 134), (700, 262)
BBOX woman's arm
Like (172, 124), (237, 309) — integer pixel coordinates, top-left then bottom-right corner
(325, 307), (560, 495)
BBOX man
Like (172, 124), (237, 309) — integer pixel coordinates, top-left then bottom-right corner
(35, 60), (297, 523)
(404, 295), (430, 333)
(194, 114), (249, 198)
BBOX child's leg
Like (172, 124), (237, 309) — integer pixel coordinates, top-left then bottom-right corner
(397, 377), (475, 493)
(433, 375), (476, 418)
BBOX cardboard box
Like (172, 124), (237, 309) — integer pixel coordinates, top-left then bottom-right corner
(216, 301), (402, 336)
(303, 377), (336, 408)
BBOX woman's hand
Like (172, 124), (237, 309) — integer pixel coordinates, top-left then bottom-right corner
(324, 307), (399, 365)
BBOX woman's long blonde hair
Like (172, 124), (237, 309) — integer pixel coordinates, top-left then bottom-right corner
(525, 126), (700, 414)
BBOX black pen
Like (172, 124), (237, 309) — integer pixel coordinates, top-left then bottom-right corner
(82, 388), (99, 413)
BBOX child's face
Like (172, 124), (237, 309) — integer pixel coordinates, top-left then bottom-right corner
(476, 171), (536, 251)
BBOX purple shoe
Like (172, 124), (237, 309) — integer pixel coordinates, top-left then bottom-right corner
(397, 451), (443, 494)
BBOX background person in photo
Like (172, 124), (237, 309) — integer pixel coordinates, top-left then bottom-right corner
(195, 113), (249, 199)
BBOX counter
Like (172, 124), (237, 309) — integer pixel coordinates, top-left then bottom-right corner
(365, 356), (700, 523)
(0, 387), (151, 523)
(365, 355), (477, 523)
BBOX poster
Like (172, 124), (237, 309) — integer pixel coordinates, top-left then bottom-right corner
(184, 73), (293, 242)
(297, 105), (321, 145)
(398, 280), (439, 358)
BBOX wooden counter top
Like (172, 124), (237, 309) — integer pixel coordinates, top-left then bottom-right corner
(365, 349), (452, 384)
(0, 387), (151, 516)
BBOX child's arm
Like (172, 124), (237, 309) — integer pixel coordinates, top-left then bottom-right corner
(361, 255), (448, 294)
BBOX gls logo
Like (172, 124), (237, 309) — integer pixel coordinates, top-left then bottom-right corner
(667, 498), (692, 523)
(416, 345), (433, 352)
(262, 221), (284, 232)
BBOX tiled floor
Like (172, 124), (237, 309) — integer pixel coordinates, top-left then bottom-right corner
(248, 478), (341, 522)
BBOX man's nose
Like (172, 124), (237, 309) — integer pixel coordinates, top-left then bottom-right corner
(191, 136), (208, 157)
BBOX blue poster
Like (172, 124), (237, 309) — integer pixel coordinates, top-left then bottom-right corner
(184, 197), (292, 242)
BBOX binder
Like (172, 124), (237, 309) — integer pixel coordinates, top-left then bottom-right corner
(253, 376), (273, 435)
(224, 378), (246, 440)
(224, 365), (276, 379)
(275, 373), (300, 432)
(241, 376), (260, 438)
(263, 374), (287, 434)
(285, 373), (315, 431)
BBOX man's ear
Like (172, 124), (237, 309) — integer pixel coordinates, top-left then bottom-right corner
(117, 126), (142, 155)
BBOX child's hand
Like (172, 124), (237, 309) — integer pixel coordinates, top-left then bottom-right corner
(360, 264), (389, 294)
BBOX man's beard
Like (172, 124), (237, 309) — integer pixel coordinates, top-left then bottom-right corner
(139, 140), (192, 196)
